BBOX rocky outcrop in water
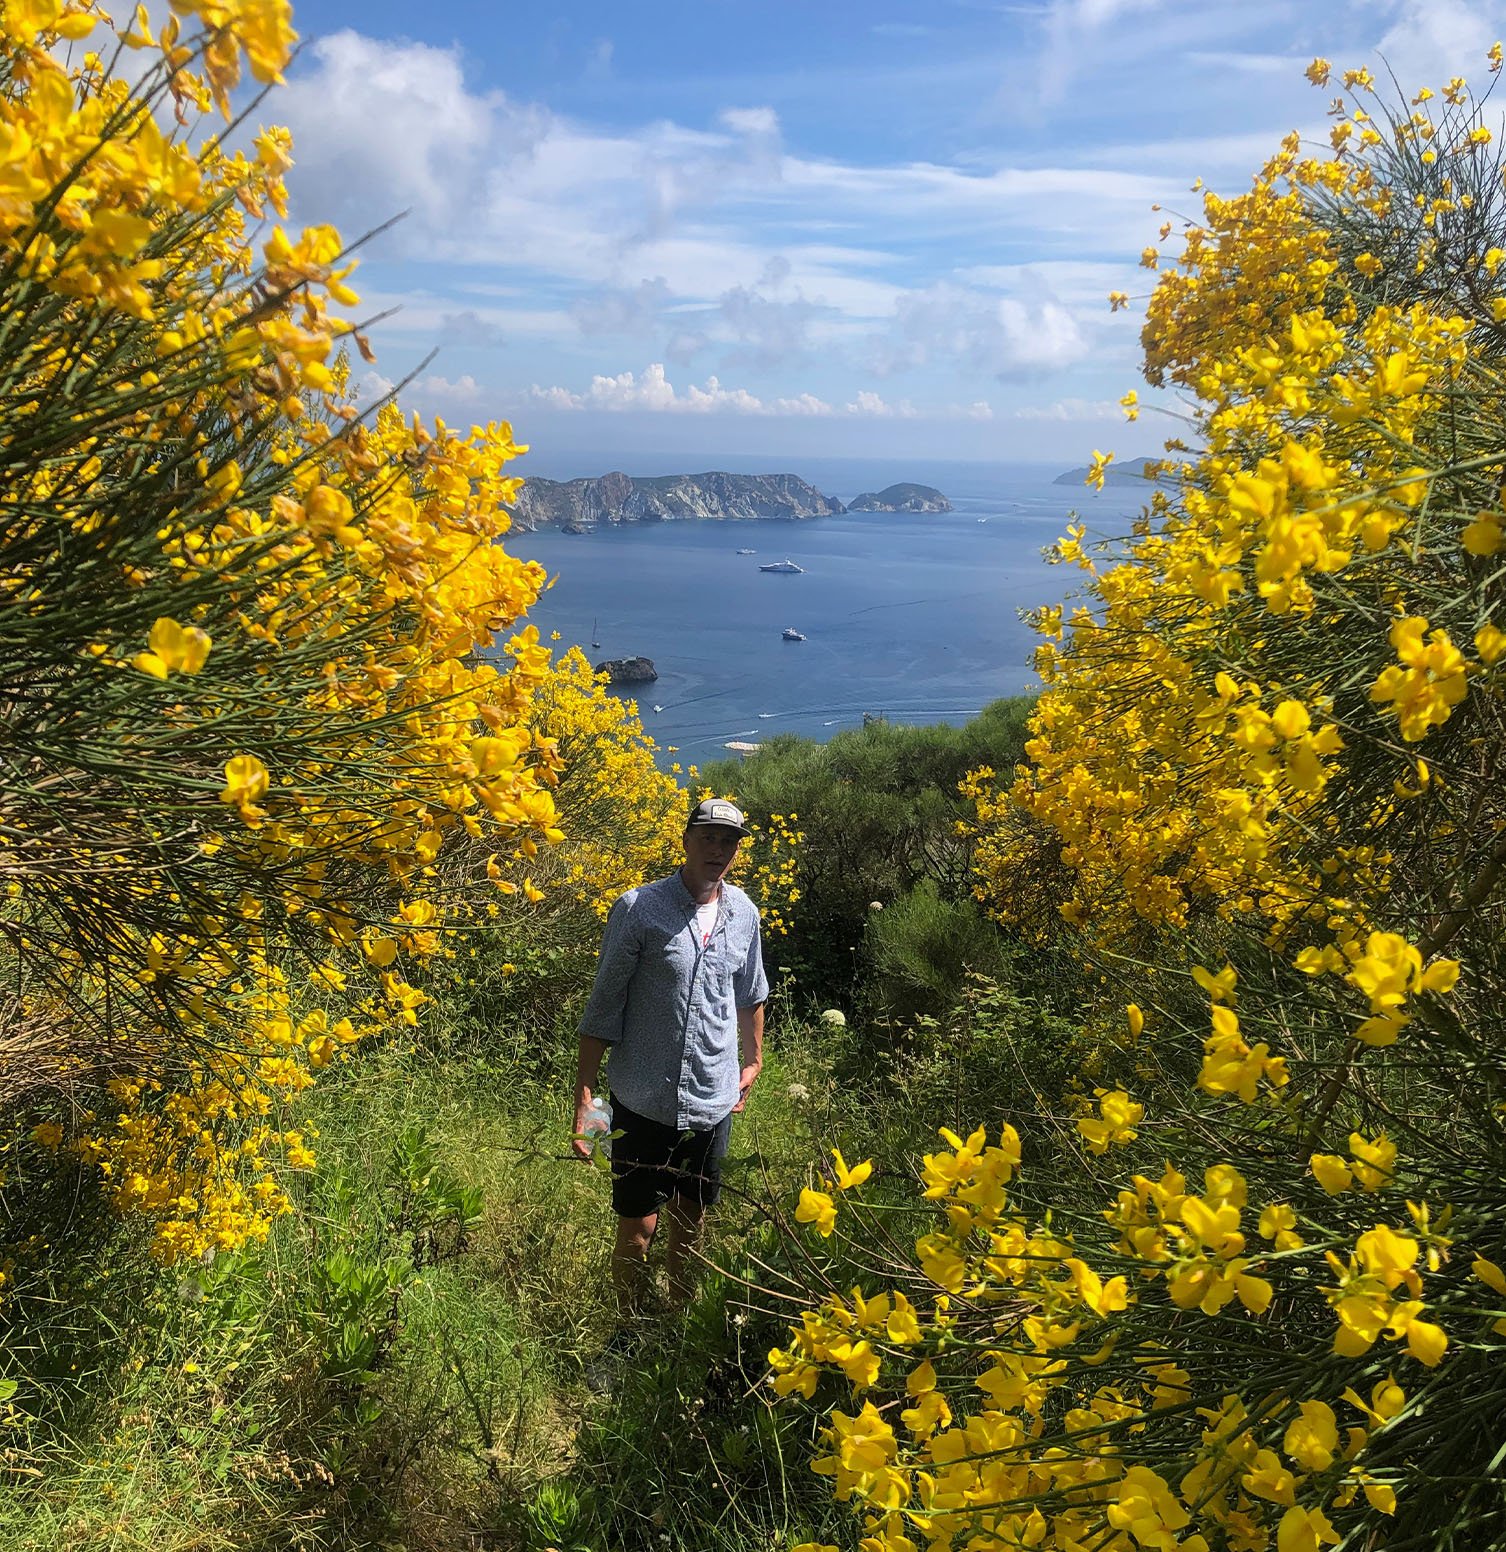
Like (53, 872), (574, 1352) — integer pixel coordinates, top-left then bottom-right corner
(846, 482), (951, 512)
(594, 656), (658, 685)
(511, 471), (846, 528)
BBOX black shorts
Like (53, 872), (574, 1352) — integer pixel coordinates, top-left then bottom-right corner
(608, 1093), (733, 1218)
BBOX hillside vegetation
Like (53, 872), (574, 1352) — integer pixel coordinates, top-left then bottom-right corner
(0, 15), (1503, 1552)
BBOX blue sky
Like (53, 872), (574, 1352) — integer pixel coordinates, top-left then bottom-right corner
(263, 0), (1506, 468)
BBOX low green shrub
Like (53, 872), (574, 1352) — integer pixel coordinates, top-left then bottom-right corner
(703, 700), (1034, 1004)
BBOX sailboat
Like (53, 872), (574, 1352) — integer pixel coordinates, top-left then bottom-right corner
(590, 616), (601, 648)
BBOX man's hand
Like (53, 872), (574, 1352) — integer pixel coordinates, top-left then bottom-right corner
(573, 1036), (611, 1159)
(571, 1091), (594, 1159)
(733, 1061), (761, 1113)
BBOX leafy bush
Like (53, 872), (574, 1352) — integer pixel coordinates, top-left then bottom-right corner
(859, 884), (1020, 1023)
(770, 60), (1506, 1552)
(0, 6), (560, 1269)
(704, 701), (1032, 1005)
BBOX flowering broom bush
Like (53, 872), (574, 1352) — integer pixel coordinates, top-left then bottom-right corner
(771, 58), (1506, 1552)
(0, 4), (562, 1268)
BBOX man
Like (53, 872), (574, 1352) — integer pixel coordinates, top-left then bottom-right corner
(573, 796), (768, 1329)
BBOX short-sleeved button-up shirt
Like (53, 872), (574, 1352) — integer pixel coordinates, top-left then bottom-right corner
(578, 872), (769, 1131)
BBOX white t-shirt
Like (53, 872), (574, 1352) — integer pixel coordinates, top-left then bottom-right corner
(695, 897), (719, 945)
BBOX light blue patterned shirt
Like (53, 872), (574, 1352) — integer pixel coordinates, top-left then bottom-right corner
(578, 872), (769, 1130)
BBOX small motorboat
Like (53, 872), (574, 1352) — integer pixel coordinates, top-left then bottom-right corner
(652, 704), (665, 713)
(782, 627), (806, 641)
(737, 547), (756, 555)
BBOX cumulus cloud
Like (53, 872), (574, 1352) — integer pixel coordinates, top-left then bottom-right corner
(524, 364), (1017, 421)
(354, 369), (485, 411)
(417, 373), (487, 408)
(867, 283), (1090, 379)
(276, 33), (797, 290)
(845, 390), (917, 418)
(529, 363), (827, 416)
(354, 371), (397, 404)
(276, 31), (548, 236)
(267, 26), (1210, 419)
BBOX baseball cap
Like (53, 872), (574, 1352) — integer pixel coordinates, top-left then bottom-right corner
(686, 797), (752, 837)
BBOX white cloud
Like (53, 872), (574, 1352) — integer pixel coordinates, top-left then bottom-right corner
(530, 363), (833, 416)
(354, 371), (396, 404)
(719, 106), (780, 138)
(278, 29), (1175, 308)
(770, 392), (834, 416)
(1011, 397), (1125, 421)
(524, 365), (990, 421)
(866, 283), (1090, 379)
(529, 385), (585, 411)
(1374, 0), (1505, 83)
(355, 369), (485, 411)
(1033, 0), (1173, 104)
(417, 373), (487, 408)
(276, 31), (546, 235)
(280, 16), (1506, 451)
(845, 390), (917, 418)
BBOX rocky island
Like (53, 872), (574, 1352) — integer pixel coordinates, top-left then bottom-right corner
(846, 482), (951, 512)
(510, 471), (843, 529)
(844, 481), (950, 512)
(1052, 456), (1164, 487)
(593, 656), (657, 685)
(508, 471), (950, 528)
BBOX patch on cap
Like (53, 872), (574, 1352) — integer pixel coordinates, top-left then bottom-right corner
(687, 797), (752, 835)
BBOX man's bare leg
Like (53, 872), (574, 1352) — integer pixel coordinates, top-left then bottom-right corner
(613, 1213), (657, 1319)
(663, 1194), (707, 1306)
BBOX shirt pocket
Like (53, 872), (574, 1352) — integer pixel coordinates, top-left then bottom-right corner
(701, 938), (736, 1005)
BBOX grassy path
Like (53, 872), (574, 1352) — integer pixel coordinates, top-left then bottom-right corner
(0, 1039), (837, 1552)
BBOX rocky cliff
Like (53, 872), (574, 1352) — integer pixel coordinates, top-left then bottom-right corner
(846, 482), (951, 513)
(510, 471), (846, 529)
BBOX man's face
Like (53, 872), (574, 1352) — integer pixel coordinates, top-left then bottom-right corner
(683, 824), (743, 890)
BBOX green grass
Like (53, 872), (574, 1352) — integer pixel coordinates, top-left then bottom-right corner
(0, 1024), (844, 1552)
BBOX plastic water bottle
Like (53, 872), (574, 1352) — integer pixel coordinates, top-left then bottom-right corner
(582, 1095), (612, 1157)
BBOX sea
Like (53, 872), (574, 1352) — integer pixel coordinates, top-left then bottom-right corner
(501, 455), (1148, 768)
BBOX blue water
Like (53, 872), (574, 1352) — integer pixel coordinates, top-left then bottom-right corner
(501, 458), (1146, 765)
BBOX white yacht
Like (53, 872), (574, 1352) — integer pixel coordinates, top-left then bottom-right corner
(759, 558), (804, 574)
